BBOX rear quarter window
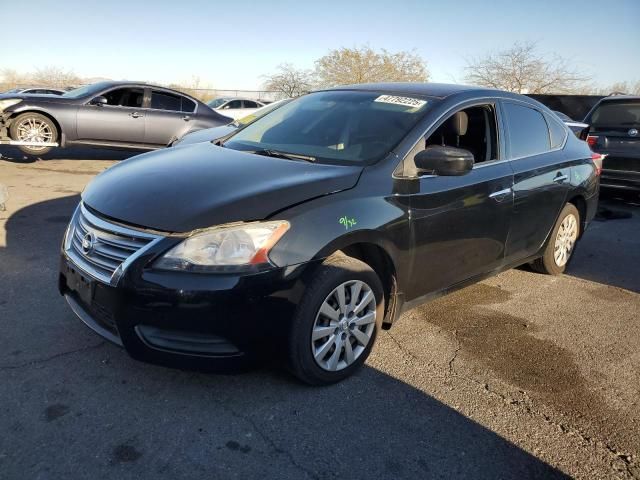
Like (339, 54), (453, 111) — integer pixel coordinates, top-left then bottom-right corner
(545, 114), (568, 149)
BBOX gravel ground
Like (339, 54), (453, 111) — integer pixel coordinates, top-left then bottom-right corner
(0, 147), (638, 479)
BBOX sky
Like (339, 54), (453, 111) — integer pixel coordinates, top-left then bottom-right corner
(2, 0), (639, 91)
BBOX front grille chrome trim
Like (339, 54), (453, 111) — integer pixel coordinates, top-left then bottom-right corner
(65, 203), (164, 286)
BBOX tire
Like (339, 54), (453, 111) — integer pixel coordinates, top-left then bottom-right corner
(531, 203), (580, 275)
(9, 112), (58, 155)
(287, 253), (385, 386)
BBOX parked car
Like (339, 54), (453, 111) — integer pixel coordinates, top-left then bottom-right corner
(59, 83), (599, 385)
(0, 81), (229, 155)
(207, 97), (265, 120)
(171, 99), (290, 147)
(3, 87), (66, 95)
(583, 96), (640, 193)
(553, 111), (589, 139)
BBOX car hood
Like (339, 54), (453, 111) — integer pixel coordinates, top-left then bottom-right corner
(173, 124), (237, 146)
(82, 142), (363, 233)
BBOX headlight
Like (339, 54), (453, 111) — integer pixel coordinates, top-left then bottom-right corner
(154, 221), (290, 273)
(0, 99), (21, 111)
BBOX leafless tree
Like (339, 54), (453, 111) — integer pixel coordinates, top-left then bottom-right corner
(465, 41), (590, 94)
(263, 63), (313, 99)
(0, 68), (29, 89)
(168, 76), (216, 102)
(31, 66), (81, 88)
(313, 46), (429, 88)
(589, 80), (640, 96)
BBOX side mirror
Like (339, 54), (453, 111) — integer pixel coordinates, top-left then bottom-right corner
(414, 146), (474, 176)
(90, 96), (108, 106)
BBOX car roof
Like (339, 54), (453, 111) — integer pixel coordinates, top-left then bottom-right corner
(596, 95), (640, 103)
(323, 82), (490, 99)
(217, 97), (263, 102)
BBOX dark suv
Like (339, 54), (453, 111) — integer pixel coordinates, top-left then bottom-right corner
(584, 96), (640, 193)
(59, 83), (599, 385)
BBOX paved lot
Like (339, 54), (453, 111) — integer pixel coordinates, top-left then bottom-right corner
(1, 147), (639, 479)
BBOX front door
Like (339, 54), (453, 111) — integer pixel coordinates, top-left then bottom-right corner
(76, 87), (145, 143)
(405, 103), (513, 300)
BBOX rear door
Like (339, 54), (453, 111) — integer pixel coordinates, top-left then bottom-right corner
(502, 100), (572, 263)
(143, 89), (195, 145)
(76, 87), (145, 143)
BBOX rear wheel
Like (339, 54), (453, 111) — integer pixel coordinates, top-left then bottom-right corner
(531, 203), (580, 275)
(9, 112), (58, 155)
(287, 253), (384, 385)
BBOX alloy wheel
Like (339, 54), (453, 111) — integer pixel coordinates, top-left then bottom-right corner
(554, 213), (578, 267)
(311, 280), (377, 372)
(16, 117), (53, 152)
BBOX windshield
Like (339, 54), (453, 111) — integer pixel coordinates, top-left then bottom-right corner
(207, 98), (229, 109)
(234, 99), (290, 126)
(62, 82), (112, 99)
(224, 90), (432, 165)
(5, 88), (21, 94)
(588, 102), (640, 128)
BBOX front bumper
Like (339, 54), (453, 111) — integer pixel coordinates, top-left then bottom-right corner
(59, 252), (316, 371)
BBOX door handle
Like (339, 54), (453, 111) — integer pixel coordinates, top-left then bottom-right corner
(182, 115), (191, 121)
(553, 173), (569, 183)
(129, 112), (143, 118)
(489, 187), (512, 202)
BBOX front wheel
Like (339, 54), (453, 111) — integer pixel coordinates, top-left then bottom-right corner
(531, 203), (580, 275)
(9, 112), (58, 155)
(287, 253), (384, 385)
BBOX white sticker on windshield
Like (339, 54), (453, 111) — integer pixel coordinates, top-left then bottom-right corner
(374, 95), (427, 109)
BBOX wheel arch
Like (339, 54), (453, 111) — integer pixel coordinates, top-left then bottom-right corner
(566, 193), (587, 238)
(9, 109), (63, 140)
(314, 236), (400, 328)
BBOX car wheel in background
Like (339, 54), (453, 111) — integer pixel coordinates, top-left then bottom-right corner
(9, 112), (58, 155)
(287, 253), (385, 385)
(531, 203), (580, 275)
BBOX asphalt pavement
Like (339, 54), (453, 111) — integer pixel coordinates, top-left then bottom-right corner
(0, 147), (638, 479)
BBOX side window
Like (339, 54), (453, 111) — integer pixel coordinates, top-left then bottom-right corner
(103, 88), (144, 107)
(181, 97), (196, 113)
(150, 91), (182, 111)
(243, 100), (258, 108)
(225, 100), (242, 109)
(545, 114), (568, 149)
(424, 105), (498, 164)
(503, 103), (550, 158)
(401, 104), (498, 177)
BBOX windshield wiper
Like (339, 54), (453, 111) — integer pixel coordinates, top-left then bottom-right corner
(252, 149), (316, 162)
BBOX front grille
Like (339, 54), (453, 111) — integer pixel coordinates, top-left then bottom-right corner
(66, 204), (161, 284)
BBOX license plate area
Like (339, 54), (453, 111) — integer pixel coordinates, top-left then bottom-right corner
(65, 264), (95, 306)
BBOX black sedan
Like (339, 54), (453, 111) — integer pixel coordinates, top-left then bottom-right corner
(0, 81), (229, 155)
(58, 83), (599, 385)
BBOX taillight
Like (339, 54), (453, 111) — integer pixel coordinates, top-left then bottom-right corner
(587, 135), (598, 149)
(591, 152), (604, 176)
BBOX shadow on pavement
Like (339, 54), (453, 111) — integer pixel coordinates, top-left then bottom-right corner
(0, 145), (145, 163)
(567, 194), (639, 292)
(0, 195), (569, 478)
